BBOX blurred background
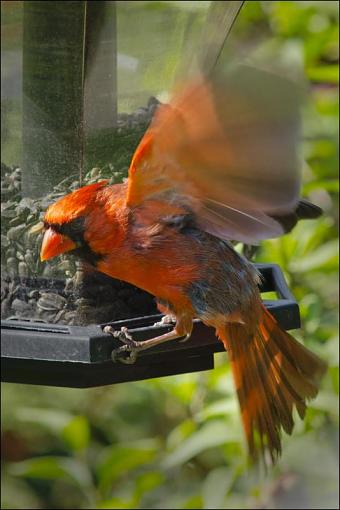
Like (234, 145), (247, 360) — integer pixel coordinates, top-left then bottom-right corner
(1, 1), (339, 508)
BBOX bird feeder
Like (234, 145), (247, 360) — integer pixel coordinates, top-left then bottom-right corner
(1, 1), (300, 388)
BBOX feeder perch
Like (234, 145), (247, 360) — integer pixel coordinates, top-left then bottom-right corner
(1, 264), (300, 388)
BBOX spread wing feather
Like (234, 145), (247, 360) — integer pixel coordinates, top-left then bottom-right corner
(126, 65), (302, 244)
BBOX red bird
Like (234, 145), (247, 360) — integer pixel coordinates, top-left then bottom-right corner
(40, 66), (326, 464)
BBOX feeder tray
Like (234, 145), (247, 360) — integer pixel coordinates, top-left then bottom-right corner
(1, 264), (300, 388)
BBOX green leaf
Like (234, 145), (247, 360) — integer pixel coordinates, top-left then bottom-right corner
(196, 399), (238, 421)
(14, 408), (72, 434)
(134, 471), (164, 498)
(166, 419), (197, 450)
(96, 497), (135, 509)
(183, 494), (203, 509)
(202, 467), (233, 509)
(96, 439), (159, 491)
(7, 457), (92, 488)
(307, 65), (339, 84)
(162, 420), (239, 469)
(303, 179), (339, 194)
(15, 409), (91, 452)
(289, 239), (339, 272)
(61, 415), (90, 452)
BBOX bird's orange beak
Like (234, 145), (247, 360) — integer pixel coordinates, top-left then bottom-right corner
(40, 228), (76, 261)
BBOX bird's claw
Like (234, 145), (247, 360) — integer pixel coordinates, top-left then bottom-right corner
(111, 344), (139, 364)
(153, 314), (176, 328)
(103, 325), (141, 364)
(179, 334), (191, 343)
(103, 323), (191, 364)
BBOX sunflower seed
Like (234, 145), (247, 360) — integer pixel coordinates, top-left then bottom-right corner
(1, 235), (9, 247)
(7, 225), (26, 241)
(12, 298), (32, 313)
(18, 262), (29, 277)
(37, 292), (67, 311)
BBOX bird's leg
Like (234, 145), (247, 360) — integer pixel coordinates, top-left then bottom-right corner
(153, 310), (189, 344)
(104, 314), (193, 364)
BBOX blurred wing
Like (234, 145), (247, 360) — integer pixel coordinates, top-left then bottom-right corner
(126, 65), (302, 244)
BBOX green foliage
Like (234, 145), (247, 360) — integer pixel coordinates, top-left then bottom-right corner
(1, 1), (339, 509)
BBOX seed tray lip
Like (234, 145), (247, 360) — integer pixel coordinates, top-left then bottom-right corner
(1, 263), (301, 387)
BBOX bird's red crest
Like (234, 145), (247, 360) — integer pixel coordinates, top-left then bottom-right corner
(45, 181), (109, 225)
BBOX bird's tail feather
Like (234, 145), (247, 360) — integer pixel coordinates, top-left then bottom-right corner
(217, 304), (327, 464)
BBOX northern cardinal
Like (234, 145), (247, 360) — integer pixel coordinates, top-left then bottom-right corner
(40, 66), (326, 464)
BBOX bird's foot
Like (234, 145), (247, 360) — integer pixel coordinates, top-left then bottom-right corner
(103, 323), (189, 364)
(153, 314), (176, 327)
(111, 344), (139, 364)
(103, 325), (141, 364)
